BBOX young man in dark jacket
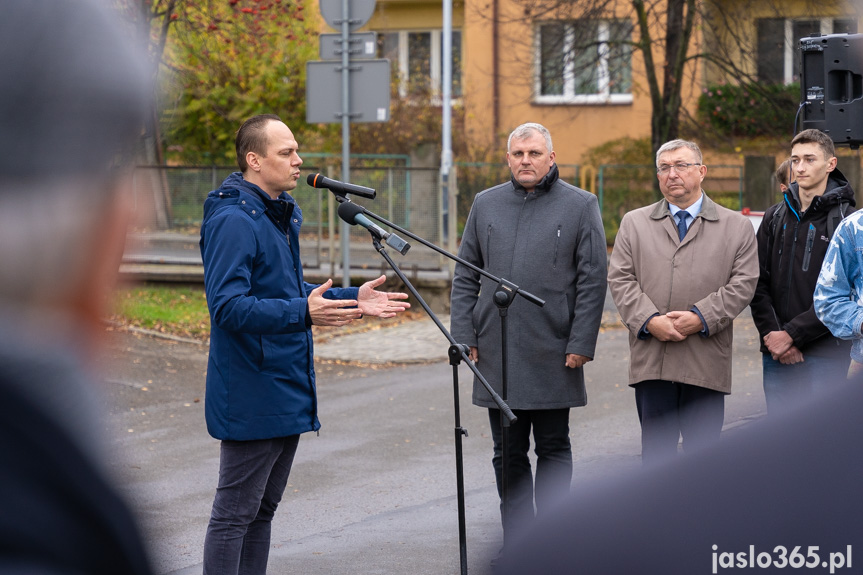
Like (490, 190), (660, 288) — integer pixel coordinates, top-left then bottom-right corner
(750, 129), (854, 413)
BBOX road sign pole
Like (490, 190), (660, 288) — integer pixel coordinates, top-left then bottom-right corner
(313, 0), (385, 286)
(441, 0), (453, 249)
(340, 0), (351, 288)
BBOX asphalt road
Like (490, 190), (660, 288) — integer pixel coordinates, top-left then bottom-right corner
(97, 312), (766, 575)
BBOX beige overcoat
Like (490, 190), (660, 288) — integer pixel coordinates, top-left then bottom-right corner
(608, 194), (758, 393)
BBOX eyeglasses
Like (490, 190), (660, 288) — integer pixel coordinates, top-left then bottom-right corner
(656, 162), (701, 175)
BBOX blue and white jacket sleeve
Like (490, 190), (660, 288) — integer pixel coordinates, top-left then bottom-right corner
(814, 214), (863, 341)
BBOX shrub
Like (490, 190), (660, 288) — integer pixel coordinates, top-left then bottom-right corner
(581, 138), (654, 244)
(697, 82), (800, 138)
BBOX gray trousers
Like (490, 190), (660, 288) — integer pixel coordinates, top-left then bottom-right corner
(203, 435), (300, 575)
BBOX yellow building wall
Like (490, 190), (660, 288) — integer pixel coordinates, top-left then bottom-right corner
(463, 0), (705, 166)
(364, 1), (464, 30)
(357, 0), (687, 166)
(462, 0), (496, 156)
(316, 0), (861, 167)
(703, 0), (862, 85)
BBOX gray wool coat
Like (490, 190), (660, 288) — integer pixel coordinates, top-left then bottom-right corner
(450, 166), (607, 410)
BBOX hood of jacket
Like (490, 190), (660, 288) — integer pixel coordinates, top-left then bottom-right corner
(204, 172), (296, 233)
(510, 163), (560, 195)
(785, 167), (856, 214)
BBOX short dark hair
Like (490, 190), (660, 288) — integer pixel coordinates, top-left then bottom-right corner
(775, 158), (792, 188)
(791, 129), (836, 160)
(236, 114), (281, 172)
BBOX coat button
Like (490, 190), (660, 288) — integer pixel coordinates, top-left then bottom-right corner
(294, 219), (298, 223)
(241, 200), (246, 204)
(252, 210), (256, 215)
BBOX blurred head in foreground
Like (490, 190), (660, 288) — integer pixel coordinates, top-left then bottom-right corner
(0, 0), (149, 347)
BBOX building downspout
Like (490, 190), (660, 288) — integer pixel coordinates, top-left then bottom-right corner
(492, 0), (499, 137)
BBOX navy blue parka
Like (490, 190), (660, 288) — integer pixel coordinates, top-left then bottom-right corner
(200, 173), (358, 440)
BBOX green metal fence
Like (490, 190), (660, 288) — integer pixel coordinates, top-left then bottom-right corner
(131, 163), (445, 269)
(131, 162), (744, 256)
(592, 164), (743, 242)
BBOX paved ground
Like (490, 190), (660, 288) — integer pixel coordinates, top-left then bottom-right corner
(98, 303), (766, 575)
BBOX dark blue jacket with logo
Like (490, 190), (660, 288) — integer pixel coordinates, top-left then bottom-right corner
(200, 172), (358, 440)
(751, 168), (855, 358)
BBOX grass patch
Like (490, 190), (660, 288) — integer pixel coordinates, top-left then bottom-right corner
(111, 284), (210, 340)
(109, 284), (426, 344)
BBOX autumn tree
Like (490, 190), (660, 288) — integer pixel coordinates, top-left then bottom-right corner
(153, 0), (319, 164)
(113, 0), (180, 166)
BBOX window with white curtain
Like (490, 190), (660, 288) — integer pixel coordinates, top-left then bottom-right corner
(535, 19), (633, 104)
(379, 29), (462, 100)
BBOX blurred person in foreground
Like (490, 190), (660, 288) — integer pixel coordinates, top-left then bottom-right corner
(0, 1), (154, 574)
(494, 376), (863, 574)
(608, 139), (758, 465)
(751, 130), (854, 414)
(200, 114), (410, 575)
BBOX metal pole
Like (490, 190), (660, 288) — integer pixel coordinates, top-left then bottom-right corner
(340, 0), (351, 287)
(441, 0), (453, 242)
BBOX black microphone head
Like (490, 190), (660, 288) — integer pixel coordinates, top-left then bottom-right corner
(337, 201), (364, 225)
(306, 173), (376, 199)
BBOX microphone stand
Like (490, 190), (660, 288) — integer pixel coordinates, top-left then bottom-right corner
(335, 195), (544, 309)
(335, 195), (544, 573)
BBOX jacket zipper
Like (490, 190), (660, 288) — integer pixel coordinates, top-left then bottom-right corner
(553, 225), (561, 269)
(778, 224), (785, 256)
(486, 224), (493, 267)
(782, 219), (800, 318)
(802, 224), (815, 272)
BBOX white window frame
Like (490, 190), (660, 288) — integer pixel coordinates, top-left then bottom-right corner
(782, 18), (848, 84)
(389, 29), (461, 102)
(534, 20), (633, 105)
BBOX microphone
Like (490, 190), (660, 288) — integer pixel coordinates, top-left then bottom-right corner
(337, 201), (410, 255)
(307, 173), (376, 199)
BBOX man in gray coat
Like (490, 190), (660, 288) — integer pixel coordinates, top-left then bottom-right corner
(451, 123), (607, 542)
(608, 139), (758, 465)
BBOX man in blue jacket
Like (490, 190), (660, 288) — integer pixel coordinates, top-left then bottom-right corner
(200, 114), (409, 574)
(815, 202), (863, 382)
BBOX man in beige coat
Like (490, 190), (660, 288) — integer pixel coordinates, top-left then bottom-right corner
(608, 139), (758, 465)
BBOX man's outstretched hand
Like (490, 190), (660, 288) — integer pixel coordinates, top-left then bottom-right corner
(357, 275), (411, 318)
(308, 279), (362, 326)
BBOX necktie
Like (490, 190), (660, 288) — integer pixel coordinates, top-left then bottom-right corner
(676, 212), (690, 241)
